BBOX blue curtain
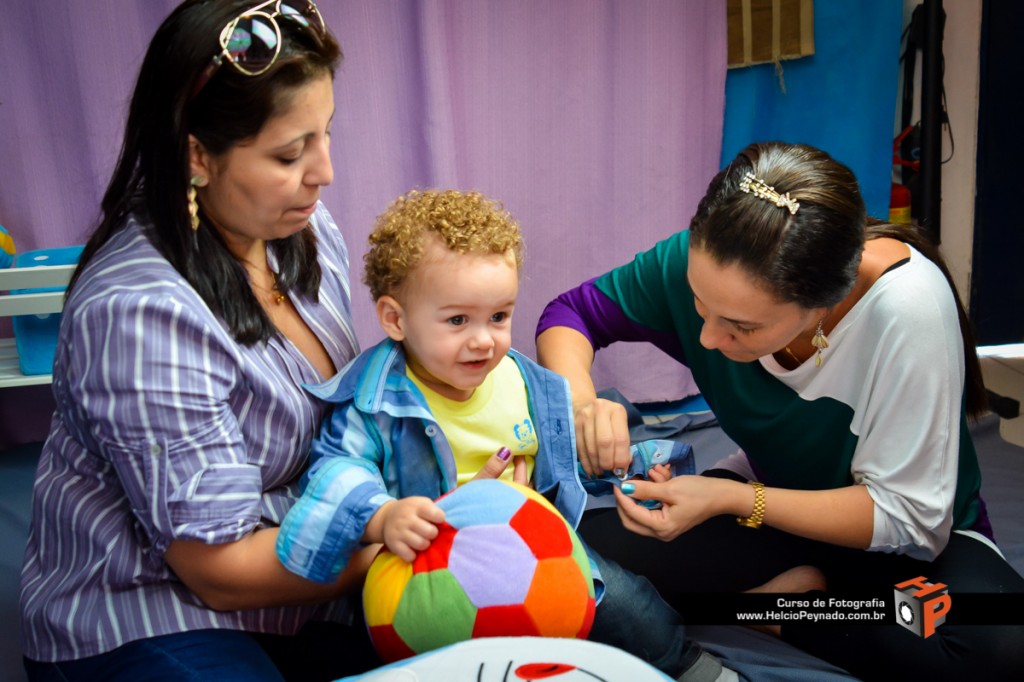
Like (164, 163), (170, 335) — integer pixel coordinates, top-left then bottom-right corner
(721, 0), (904, 219)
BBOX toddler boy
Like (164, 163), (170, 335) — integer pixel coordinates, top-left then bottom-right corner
(276, 189), (731, 681)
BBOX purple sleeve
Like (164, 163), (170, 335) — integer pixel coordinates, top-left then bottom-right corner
(536, 278), (687, 364)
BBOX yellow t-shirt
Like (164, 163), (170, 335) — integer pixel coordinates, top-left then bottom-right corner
(407, 355), (538, 485)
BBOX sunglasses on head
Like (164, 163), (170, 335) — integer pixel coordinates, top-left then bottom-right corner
(190, 0), (326, 99)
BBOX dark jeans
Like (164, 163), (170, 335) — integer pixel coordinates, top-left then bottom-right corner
(24, 620), (382, 682)
(586, 543), (703, 677)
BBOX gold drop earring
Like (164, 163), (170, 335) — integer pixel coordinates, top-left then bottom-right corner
(188, 176), (206, 231)
(811, 319), (829, 367)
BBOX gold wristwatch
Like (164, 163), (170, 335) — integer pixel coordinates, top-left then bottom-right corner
(736, 481), (766, 529)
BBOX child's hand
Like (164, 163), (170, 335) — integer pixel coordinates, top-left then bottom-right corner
(371, 497), (445, 563)
(648, 463), (673, 482)
(470, 446), (531, 487)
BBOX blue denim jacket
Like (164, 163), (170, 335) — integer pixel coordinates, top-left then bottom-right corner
(276, 338), (589, 583)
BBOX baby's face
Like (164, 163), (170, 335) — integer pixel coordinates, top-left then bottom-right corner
(397, 238), (518, 401)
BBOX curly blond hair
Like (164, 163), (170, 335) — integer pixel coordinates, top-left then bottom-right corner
(363, 189), (524, 300)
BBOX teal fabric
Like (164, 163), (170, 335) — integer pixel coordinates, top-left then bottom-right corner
(721, 0), (904, 219)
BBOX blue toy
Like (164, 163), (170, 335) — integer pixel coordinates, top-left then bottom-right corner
(0, 225), (14, 269)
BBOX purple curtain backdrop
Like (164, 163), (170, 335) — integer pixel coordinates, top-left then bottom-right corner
(0, 1), (726, 447)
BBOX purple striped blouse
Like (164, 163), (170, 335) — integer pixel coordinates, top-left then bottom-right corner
(19, 203), (360, 662)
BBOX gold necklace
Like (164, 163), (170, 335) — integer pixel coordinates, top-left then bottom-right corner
(267, 285), (286, 305)
(262, 274), (287, 305)
(246, 268), (286, 305)
(782, 346), (803, 366)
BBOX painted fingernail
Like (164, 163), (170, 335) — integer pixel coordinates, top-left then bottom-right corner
(614, 467), (626, 480)
(497, 446), (511, 461)
(621, 482), (636, 495)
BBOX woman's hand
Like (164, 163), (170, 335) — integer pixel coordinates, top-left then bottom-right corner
(573, 397), (632, 478)
(615, 475), (876, 549)
(612, 475), (733, 541)
(371, 497), (446, 563)
(536, 326), (630, 478)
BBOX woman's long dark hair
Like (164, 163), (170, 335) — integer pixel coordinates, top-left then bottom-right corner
(69, 0), (342, 345)
(690, 142), (986, 419)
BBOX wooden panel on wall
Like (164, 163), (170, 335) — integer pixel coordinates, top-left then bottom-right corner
(727, 0), (815, 68)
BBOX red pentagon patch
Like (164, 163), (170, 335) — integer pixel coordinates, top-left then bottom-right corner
(472, 604), (541, 638)
(509, 498), (572, 559)
(412, 522), (457, 574)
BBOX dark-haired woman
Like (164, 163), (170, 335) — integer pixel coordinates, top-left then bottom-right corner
(19, 2), (380, 680)
(536, 142), (1024, 679)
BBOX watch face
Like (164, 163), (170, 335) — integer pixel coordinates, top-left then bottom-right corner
(898, 601), (915, 625)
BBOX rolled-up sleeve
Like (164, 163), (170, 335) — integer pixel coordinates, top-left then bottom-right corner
(276, 405), (393, 582)
(66, 287), (263, 556)
(536, 277), (685, 362)
(852, 287), (965, 560)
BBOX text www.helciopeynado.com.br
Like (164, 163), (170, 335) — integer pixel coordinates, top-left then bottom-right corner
(689, 596), (890, 625)
(736, 597), (888, 623)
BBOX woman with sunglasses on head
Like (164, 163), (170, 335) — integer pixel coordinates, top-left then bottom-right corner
(536, 142), (1024, 679)
(19, 2), (381, 680)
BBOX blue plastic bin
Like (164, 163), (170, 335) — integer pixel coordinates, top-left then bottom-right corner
(12, 245), (84, 375)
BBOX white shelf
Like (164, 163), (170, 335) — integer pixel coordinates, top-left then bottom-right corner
(0, 290), (65, 316)
(0, 338), (52, 388)
(0, 263), (75, 390)
(0, 264), (75, 293)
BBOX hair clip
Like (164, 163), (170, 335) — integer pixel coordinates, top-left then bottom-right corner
(739, 172), (800, 215)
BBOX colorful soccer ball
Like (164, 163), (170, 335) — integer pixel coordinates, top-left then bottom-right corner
(363, 479), (596, 662)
